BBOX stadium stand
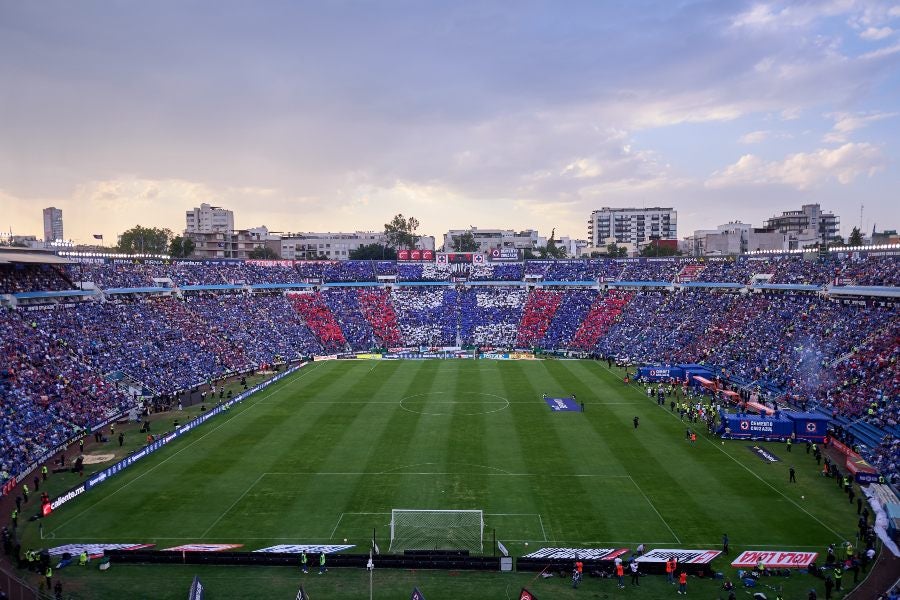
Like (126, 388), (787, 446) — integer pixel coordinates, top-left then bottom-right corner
(2, 251), (899, 489)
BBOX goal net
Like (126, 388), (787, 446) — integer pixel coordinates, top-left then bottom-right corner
(389, 509), (484, 553)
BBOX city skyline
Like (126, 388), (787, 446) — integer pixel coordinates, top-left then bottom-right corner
(2, 1), (898, 244)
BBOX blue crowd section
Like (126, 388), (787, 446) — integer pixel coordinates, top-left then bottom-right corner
(2, 251), (900, 294)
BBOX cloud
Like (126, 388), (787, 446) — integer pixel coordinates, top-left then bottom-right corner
(739, 130), (772, 144)
(730, 1), (860, 32)
(706, 142), (884, 189)
(859, 41), (900, 59)
(860, 26), (894, 40)
(823, 111), (898, 142)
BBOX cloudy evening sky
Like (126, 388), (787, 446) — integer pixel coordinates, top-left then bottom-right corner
(1, 0), (898, 244)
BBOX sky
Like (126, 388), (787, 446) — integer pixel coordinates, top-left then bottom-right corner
(1, 0), (899, 245)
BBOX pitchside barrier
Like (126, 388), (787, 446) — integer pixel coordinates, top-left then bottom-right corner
(105, 549), (501, 571)
(43, 364), (304, 515)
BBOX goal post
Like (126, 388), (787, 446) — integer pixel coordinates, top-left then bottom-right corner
(389, 509), (484, 553)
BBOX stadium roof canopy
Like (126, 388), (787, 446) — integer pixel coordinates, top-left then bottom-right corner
(0, 250), (71, 265)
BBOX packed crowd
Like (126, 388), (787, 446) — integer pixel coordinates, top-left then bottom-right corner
(321, 288), (377, 349)
(1, 253), (894, 292)
(516, 290), (564, 347)
(691, 260), (756, 284)
(2, 254), (898, 488)
(0, 265), (73, 294)
(390, 288), (459, 346)
(458, 287), (526, 347)
(618, 259), (681, 282)
(469, 263), (524, 281)
(524, 259), (620, 282)
(287, 292), (347, 353)
(0, 308), (131, 485)
(184, 293), (321, 364)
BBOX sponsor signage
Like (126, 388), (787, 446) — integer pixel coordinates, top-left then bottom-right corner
(720, 414), (794, 440)
(254, 544), (355, 554)
(436, 252), (485, 264)
(163, 544), (244, 552)
(489, 248), (520, 262)
(636, 549), (721, 564)
(731, 550), (818, 569)
(398, 249), (435, 262)
(545, 397), (580, 412)
(747, 445), (781, 463)
(637, 366), (685, 381)
(50, 484), (86, 510)
(48, 543), (155, 559)
(522, 547), (628, 560)
(479, 352), (536, 361)
(855, 471), (881, 484)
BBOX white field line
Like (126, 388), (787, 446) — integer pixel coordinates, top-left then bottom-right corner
(201, 473), (265, 538)
(47, 362), (325, 536)
(538, 514), (548, 541)
(329, 513), (344, 540)
(627, 475), (681, 544)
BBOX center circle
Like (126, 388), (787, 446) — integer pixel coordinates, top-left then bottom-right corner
(399, 391), (511, 416)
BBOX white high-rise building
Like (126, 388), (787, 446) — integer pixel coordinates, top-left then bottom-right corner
(588, 207), (677, 247)
(185, 203), (235, 234)
(764, 203), (840, 246)
(42, 206), (63, 242)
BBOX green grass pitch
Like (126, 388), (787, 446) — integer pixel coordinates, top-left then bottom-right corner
(36, 360), (861, 599)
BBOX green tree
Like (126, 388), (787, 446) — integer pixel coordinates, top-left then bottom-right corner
(606, 242), (628, 257)
(118, 225), (172, 254)
(538, 228), (567, 259)
(523, 248), (537, 259)
(348, 243), (397, 260)
(639, 242), (680, 257)
(848, 227), (864, 246)
(451, 231), (479, 252)
(384, 214), (420, 250)
(168, 236), (196, 258)
(249, 246), (278, 259)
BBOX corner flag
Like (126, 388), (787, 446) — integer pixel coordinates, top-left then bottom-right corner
(295, 585), (309, 600)
(410, 587), (426, 600)
(497, 540), (509, 557)
(520, 588), (538, 600)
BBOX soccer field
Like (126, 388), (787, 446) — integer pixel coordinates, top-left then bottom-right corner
(44, 359), (854, 558)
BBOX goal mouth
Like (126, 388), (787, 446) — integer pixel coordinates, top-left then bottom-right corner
(389, 509), (485, 554)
